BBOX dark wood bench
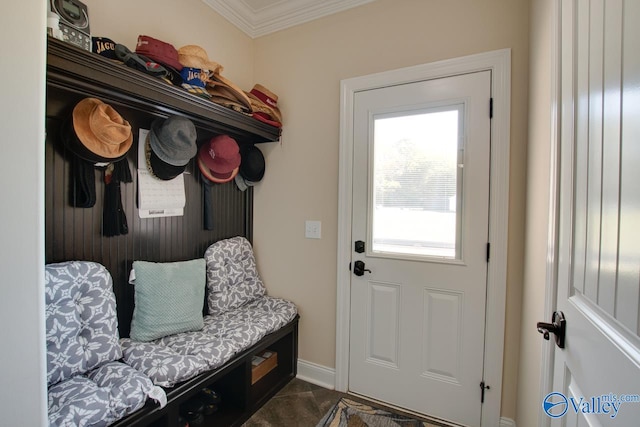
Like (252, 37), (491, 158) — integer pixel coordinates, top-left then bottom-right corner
(113, 315), (298, 427)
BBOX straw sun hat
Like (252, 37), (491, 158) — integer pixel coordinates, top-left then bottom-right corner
(177, 45), (223, 73)
(245, 84), (282, 127)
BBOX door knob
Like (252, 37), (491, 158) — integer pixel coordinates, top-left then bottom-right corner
(537, 311), (566, 349)
(353, 260), (371, 276)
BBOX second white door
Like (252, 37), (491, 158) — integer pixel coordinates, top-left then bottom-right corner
(349, 70), (492, 426)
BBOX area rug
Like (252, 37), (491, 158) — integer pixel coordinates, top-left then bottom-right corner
(316, 398), (444, 427)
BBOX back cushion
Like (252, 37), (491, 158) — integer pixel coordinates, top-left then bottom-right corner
(204, 236), (266, 314)
(45, 261), (122, 386)
(129, 259), (206, 342)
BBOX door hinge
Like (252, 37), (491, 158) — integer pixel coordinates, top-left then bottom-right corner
(480, 381), (491, 403)
(486, 242), (490, 262)
(489, 98), (494, 119)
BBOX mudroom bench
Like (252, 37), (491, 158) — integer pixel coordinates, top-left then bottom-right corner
(46, 238), (299, 427)
(113, 317), (299, 427)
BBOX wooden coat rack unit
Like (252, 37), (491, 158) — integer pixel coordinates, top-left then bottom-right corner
(45, 39), (296, 427)
(45, 37), (281, 338)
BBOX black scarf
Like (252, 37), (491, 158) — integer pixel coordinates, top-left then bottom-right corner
(103, 160), (132, 237)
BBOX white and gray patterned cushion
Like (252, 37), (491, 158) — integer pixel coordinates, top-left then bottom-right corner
(122, 297), (297, 387)
(204, 236), (266, 314)
(45, 261), (122, 387)
(218, 296), (299, 335)
(46, 261), (167, 426)
(120, 338), (210, 388)
(48, 361), (161, 427)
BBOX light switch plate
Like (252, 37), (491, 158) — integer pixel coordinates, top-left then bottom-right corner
(305, 220), (321, 239)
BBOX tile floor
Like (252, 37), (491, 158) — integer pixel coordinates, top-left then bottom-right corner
(242, 378), (447, 427)
(242, 378), (345, 426)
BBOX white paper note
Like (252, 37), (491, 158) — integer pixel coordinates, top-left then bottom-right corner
(137, 128), (186, 218)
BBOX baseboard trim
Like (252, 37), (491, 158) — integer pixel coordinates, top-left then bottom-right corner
(296, 359), (515, 427)
(296, 359), (336, 390)
(500, 417), (516, 427)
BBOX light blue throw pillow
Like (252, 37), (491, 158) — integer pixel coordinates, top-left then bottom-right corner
(130, 259), (206, 342)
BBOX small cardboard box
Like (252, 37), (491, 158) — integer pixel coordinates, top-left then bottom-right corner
(251, 350), (278, 385)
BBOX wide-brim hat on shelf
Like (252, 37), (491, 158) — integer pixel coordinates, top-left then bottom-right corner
(207, 85), (251, 114)
(235, 144), (265, 191)
(177, 45), (223, 74)
(147, 115), (197, 180)
(206, 72), (252, 112)
(136, 35), (183, 71)
(246, 84), (282, 127)
(197, 135), (241, 184)
(65, 97), (133, 163)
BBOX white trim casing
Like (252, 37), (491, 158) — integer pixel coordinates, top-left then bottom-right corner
(297, 359), (336, 390)
(539, 2), (561, 427)
(202, 0), (376, 38)
(336, 49), (511, 427)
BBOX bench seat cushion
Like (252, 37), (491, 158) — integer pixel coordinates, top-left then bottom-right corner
(208, 296), (299, 336)
(48, 361), (163, 427)
(121, 296), (297, 387)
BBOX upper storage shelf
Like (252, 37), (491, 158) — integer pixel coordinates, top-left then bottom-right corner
(46, 37), (281, 144)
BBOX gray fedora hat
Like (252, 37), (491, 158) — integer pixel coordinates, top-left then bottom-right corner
(149, 115), (197, 167)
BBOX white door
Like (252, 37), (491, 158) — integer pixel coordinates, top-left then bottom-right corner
(546, 1), (640, 424)
(349, 71), (491, 426)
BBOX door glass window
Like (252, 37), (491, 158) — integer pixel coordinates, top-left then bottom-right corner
(371, 106), (464, 260)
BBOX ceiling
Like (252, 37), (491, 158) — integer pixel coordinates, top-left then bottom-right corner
(202, 0), (377, 38)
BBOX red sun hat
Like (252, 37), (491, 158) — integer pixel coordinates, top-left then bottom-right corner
(198, 135), (241, 183)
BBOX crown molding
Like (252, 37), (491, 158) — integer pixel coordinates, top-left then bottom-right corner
(203, 0), (377, 38)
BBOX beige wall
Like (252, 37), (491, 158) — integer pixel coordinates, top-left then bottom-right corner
(75, 0), (531, 420)
(252, 0), (529, 420)
(516, 0), (555, 425)
(83, 0), (255, 89)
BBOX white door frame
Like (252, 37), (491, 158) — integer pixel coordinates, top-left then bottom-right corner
(336, 49), (511, 427)
(539, 3), (561, 427)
